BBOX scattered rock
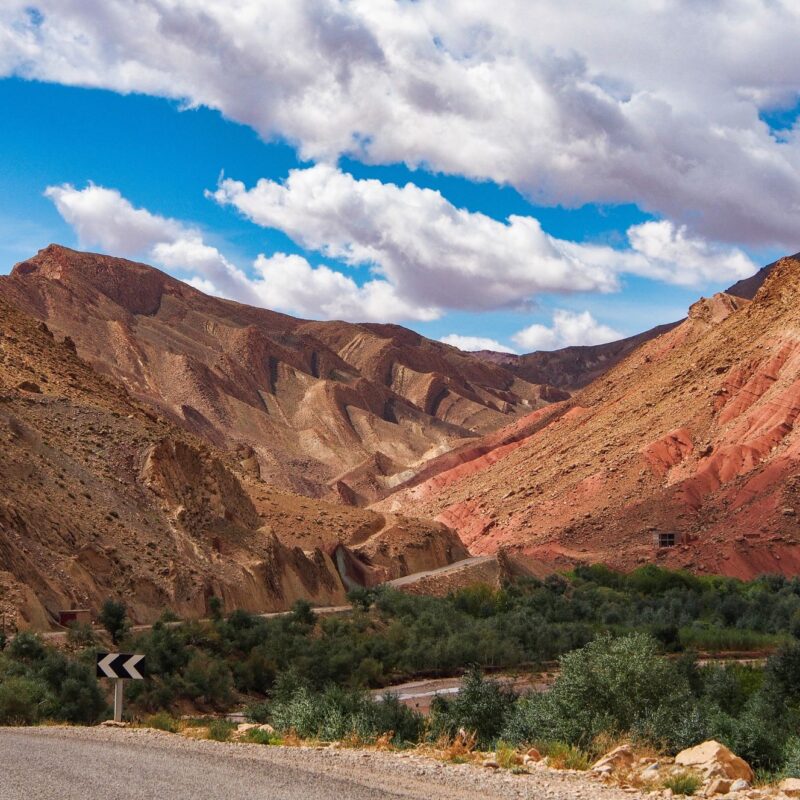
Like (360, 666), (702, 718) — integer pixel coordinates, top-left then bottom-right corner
(99, 720), (128, 728)
(592, 744), (636, 773)
(675, 741), (754, 782)
(526, 747), (542, 762)
(482, 759), (499, 769)
(236, 723), (257, 734)
(704, 777), (732, 796)
(779, 778), (800, 797)
(729, 779), (750, 792)
(16, 380), (41, 393)
(257, 724), (276, 734)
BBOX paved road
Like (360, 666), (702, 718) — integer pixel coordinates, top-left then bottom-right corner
(0, 727), (643, 800)
(387, 556), (493, 586)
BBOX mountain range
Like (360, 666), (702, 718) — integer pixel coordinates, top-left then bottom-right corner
(1, 243), (797, 628)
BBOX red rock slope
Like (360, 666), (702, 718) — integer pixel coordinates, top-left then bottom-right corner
(378, 256), (800, 579)
(1, 246), (560, 504)
(0, 292), (465, 629)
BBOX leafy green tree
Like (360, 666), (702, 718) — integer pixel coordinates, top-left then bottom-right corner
(208, 596), (223, 621)
(98, 599), (130, 644)
(504, 633), (694, 748)
(290, 599), (317, 627)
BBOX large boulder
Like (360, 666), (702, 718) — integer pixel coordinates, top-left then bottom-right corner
(674, 741), (753, 782)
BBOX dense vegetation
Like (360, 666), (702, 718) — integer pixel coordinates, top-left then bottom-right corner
(3, 565), (800, 776)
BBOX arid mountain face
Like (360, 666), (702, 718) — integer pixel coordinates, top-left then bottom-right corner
(1, 246), (560, 505)
(0, 290), (465, 629)
(378, 256), (800, 579)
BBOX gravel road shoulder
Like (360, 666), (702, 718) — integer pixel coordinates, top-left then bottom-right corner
(0, 725), (650, 800)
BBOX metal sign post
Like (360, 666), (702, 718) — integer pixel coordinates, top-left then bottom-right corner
(96, 652), (146, 722)
(114, 678), (124, 722)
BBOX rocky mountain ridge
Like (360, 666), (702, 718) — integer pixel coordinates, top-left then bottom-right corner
(1, 245), (562, 506)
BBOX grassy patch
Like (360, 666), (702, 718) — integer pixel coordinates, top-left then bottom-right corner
(495, 740), (521, 769)
(663, 771), (703, 796)
(538, 741), (591, 771)
(142, 711), (180, 733)
(242, 728), (281, 745)
(206, 719), (236, 742)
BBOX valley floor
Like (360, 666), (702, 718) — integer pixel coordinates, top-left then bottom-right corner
(0, 726), (646, 800)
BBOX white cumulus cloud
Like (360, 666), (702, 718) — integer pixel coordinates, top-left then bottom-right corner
(6, 1), (800, 248)
(211, 165), (757, 309)
(512, 310), (623, 352)
(440, 335), (517, 354)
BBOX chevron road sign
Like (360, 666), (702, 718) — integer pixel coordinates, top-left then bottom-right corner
(96, 652), (145, 722)
(96, 652), (145, 680)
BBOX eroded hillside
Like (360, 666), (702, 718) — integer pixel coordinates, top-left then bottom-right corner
(0, 293), (465, 629)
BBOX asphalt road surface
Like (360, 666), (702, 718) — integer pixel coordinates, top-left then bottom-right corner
(0, 726), (644, 800)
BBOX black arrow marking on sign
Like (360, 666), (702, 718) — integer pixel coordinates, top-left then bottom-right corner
(96, 652), (146, 679)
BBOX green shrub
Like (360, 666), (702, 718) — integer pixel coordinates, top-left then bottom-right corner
(781, 737), (800, 778)
(207, 719), (235, 741)
(429, 667), (515, 749)
(8, 632), (46, 663)
(0, 676), (47, 725)
(243, 727), (279, 745)
(46, 658), (107, 724)
(66, 622), (96, 648)
(269, 682), (423, 745)
(663, 771), (702, 796)
(245, 700), (271, 724)
(503, 634), (694, 749)
(98, 599), (130, 644)
(541, 741), (591, 770)
(372, 692), (424, 744)
(180, 653), (233, 708)
(290, 600), (317, 627)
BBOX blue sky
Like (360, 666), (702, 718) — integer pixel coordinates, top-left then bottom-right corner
(1, 2), (797, 353)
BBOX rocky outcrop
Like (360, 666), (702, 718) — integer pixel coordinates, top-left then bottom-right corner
(674, 741), (754, 782)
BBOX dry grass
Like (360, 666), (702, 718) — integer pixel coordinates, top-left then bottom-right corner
(495, 741), (524, 770)
(281, 729), (303, 747)
(373, 732), (395, 751)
